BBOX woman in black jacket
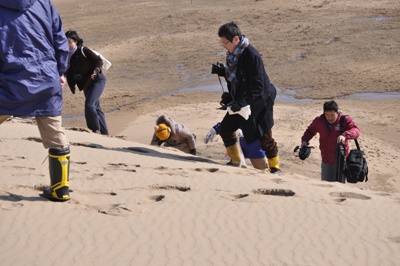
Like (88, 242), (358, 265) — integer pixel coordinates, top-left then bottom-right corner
(65, 30), (109, 135)
(211, 22), (280, 173)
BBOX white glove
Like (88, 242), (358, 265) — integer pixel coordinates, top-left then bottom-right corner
(227, 105), (251, 120)
(204, 128), (217, 144)
(236, 129), (244, 138)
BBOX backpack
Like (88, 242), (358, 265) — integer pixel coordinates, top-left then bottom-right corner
(81, 47), (112, 71)
(340, 115), (368, 183)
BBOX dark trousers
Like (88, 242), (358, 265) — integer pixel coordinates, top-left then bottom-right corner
(258, 130), (278, 159)
(83, 73), (108, 135)
(220, 112), (278, 159)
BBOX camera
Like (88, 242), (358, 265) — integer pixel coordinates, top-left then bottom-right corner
(211, 62), (225, 76)
(73, 73), (82, 81)
(294, 145), (311, 160)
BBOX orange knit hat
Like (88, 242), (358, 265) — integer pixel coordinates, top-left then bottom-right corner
(154, 124), (171, 141)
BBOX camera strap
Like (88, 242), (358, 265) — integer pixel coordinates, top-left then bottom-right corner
(217, 76), (225, 92)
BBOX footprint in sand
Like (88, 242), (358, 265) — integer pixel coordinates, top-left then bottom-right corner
(0, 202), (24, 210)
(313, 183), (334, 188)
(106, 163), (138, 173)
(271, 178), (285, 184)
(149, 195), (165, 202)
(150, 184), (191, 192)
(25, 137), (42, 143)
(220, 193), (251, 201)
(87, 173), (104, 180)
(232, 194), (250, 200)
(136, 195), (166, 205)
(66, 127), (91, 133)
(86, 203), (134, 217)
(329, 192), (371, 200)
(4, 165), (36, 171)
(252, 188), (296, 197)
(74, 161), (87, 165)
(195, 168), (219, 173)
(71, 142), (104, 149)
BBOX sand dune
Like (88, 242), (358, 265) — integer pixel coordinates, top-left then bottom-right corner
(1, 0), (400, 265)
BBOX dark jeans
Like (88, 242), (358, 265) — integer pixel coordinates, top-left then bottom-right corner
(83, 73), (108, 135)
(220, 112), (278, 159)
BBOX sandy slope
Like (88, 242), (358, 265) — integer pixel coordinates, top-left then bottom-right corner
(1, 1), (400, 264)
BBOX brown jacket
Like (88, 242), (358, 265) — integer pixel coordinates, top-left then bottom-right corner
(150, 114), (196, 154)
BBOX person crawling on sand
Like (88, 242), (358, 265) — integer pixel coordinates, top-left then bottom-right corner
(151, 114), (197, 155)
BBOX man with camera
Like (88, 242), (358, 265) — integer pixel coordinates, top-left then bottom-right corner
(211, 22), (281, 173)
(300, 100), (360, 181)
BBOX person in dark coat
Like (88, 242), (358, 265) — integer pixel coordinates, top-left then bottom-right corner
(301, 100), (360, 181)
(65, 30), (109, 135)
(211, 21), (280, 173)
(0, 0), (71, 201)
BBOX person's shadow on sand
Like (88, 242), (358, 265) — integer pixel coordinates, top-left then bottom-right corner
(0, 191), (46, 202)
(70, 141), (220, 165)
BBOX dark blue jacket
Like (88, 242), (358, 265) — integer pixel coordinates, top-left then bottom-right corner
(0, 0), (69, 116)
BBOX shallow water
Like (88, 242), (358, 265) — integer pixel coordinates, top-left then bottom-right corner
(63, 85), (400, 121)
(354, 16), (391, 22)
(171, 84), (400, 102)
(339, 92), (400, 100)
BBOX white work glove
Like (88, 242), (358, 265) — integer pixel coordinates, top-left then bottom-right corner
(227, 105), (251, 120)
(236, 129), (244, 139)
(204, 128), (217, 144)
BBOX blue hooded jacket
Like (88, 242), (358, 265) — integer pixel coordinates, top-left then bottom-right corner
(0, 0), (69, 116)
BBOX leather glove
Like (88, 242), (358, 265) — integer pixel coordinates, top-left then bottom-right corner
(204, 128), (217, 144)
(211, 62), (226, 76)
(189, 149), (196, 155)
(230, 103), (242, 112)
(220, 92), (233, 107)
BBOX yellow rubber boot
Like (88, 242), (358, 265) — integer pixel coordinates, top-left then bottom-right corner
(226, 142), (242, 167)
(268, 155), (281, 174)
(250, 158), (269, 170)
(42, 147), (70, 201)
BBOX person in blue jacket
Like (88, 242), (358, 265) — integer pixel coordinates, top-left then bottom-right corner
(0, 0), (71, 201)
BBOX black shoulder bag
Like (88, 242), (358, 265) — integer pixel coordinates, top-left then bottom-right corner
(340, 116), (368, 183)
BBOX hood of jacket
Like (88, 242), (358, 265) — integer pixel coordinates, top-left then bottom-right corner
(0, 0), (36, 11)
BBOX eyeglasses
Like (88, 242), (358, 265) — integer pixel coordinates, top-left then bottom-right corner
(221, 40), (230, 46)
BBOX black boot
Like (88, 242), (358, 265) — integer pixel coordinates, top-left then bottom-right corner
(42, 147), (70, 202)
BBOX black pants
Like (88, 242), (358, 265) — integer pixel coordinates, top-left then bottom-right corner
(219, 112), (278, 159)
